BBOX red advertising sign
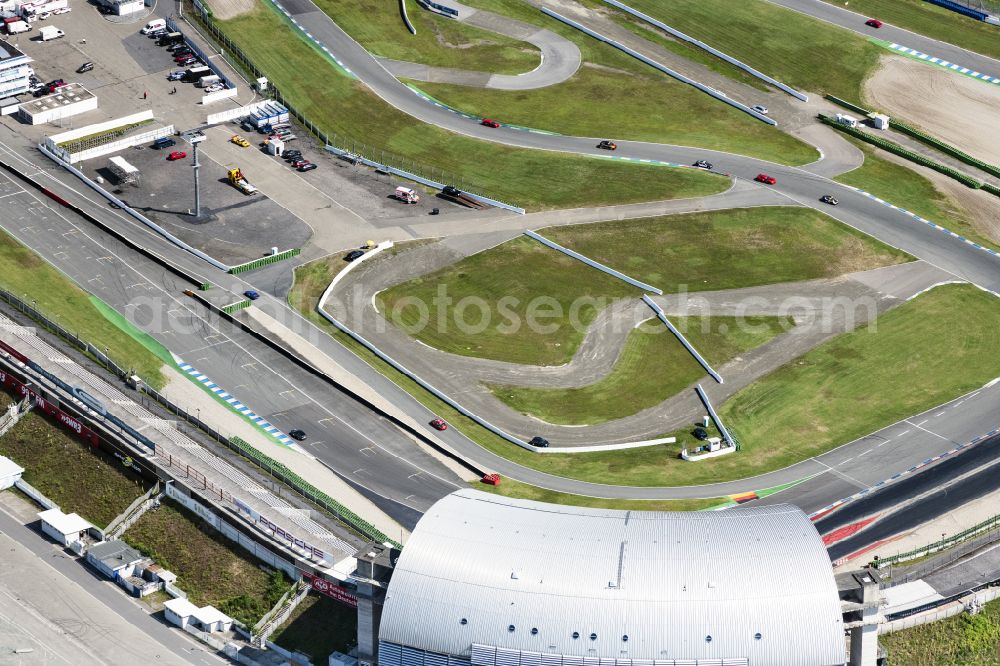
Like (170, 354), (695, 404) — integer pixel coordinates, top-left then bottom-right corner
(0, 338), (30, 365)
(0, 367), (99, 446)
(302, 572), (358, 608)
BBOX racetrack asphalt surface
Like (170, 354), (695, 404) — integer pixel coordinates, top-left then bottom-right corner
(822, 433), (1000, 562)
(0, 0), (997, 529)
(277, 0), (1000, 294)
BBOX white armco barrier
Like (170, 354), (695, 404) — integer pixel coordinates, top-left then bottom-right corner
(318, 246), (681, 454)
(642, 295), (723, 384)
(524, 229), (662, 294)
(542, 8), (776, 125)
(599, 0), (808, 101)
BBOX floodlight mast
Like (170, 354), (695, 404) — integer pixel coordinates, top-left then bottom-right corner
(186, 132), (207, 217)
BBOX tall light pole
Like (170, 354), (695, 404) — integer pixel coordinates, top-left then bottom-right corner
(184, 131), (207, 218)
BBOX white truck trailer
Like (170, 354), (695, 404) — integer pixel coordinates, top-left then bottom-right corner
(39, 24), (63, 40)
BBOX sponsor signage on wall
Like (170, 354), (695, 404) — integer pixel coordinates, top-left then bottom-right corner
(302, 572), (358, 608)
(0, 368), (100, 446)
(234, 497), (326, 561)
(165, 483), (223, 531)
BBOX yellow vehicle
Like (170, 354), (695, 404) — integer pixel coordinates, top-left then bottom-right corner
(227, 168), (258, 195)
(230, 134), (250, 148)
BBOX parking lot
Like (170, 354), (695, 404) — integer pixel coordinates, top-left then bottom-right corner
(210, 120), (492, 224)
(0, 0), (505, 265)
(83, 139), (313, 266)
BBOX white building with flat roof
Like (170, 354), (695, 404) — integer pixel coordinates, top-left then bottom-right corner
(0, 38), (32, 98)
(19, 83), (97, 125)
(0, 455), (23, 490)
(38, 508), (94, 547)
(163, 598), (233, 633)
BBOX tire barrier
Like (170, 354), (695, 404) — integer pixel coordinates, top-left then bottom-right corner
(825, 95), (1000, 179)
(642, 295), (723, 384)
(524, 229), (663, 294)
(541, 8), (777, 125)
(599, 0), (808, 101)
(0, 158), (212, 291)
(818, 115), (984, 189)
(228, 248), (302, 274)
(221, 299), (253, 315)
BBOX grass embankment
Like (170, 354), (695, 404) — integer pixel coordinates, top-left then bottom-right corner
(474, 477), (724, 511)
(378, 207), (910, 365)
(0, 228), (166, 388)
(409, 0), (818, 165)
(835, 139), (1000, 252)
(605, 0), (883, 100)
(271, 593), (357, 663)
(290, 254), (725, 499)
(488, 315), (792, 424)
(720, 284), (1000, 472)
(0, 391), (150, 527)
(214, 6), (725, 210)
(817, 0), (1000, 61)
(314, 0), (538, 74)
(882, 597), (1000, 665)
(123, 498), (293, 627)
(303, 267), (1000, 489)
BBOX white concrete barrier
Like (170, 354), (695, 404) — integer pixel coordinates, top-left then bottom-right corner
(201, 87), (239, 105)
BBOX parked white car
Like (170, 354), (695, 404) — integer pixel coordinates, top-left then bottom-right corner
(753, 104), (769, 115)
(205, 83), (224, 93)
(53, 6), (71, 13)
(37, 11), (51, 19)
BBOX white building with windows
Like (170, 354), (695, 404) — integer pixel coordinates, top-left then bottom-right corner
(0, 39), (32, 99)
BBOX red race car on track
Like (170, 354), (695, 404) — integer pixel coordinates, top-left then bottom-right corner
(481, 118), (501, 128)
(754, 173), (777, 185)
(429, 418), (448, 431)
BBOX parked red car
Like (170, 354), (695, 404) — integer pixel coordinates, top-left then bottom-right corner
(865, 18), (883, 28)
(429, 418), (448, 431)
(166, 151), (187, 161)
(481, 118), (500, 128)
(754, 173), (777, 185)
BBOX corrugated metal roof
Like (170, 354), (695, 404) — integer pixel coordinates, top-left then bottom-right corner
(380, 490), (844, 666)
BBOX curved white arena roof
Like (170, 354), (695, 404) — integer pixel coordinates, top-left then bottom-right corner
(379, 490), (844, 666)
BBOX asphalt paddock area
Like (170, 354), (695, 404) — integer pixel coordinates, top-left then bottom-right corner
(216, 121), (489, 224)
(81, 144), (312, 266)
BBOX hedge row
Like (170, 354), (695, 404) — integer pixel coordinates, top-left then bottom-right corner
(982, 182), (1000, 198)
(818, 115), (983, 189)
(889, 119), (1000, 179)
(228, 436), (398, 548)
(824, 95), (1000, 179)
(824, 95), (870, 117)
